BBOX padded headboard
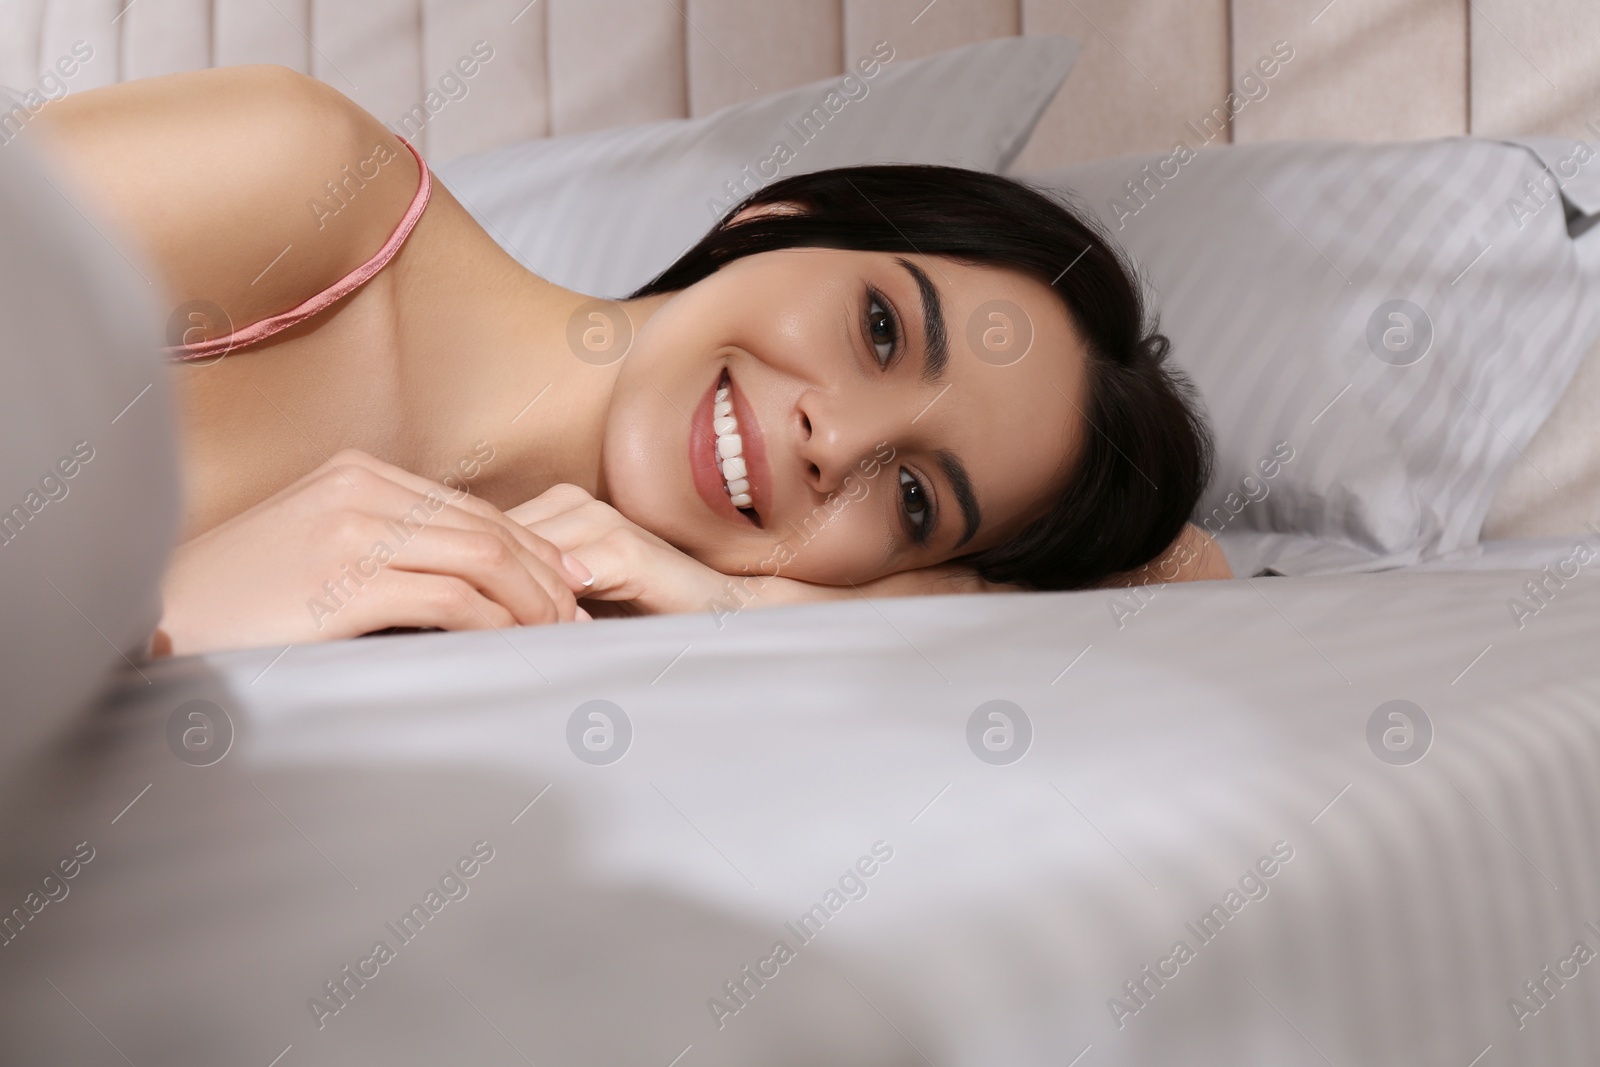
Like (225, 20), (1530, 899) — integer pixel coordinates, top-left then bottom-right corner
(2, 0), (1597, 168)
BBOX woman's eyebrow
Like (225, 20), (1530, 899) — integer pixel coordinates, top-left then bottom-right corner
(894, 257), (948, 383)
(935, 448), (982, 549)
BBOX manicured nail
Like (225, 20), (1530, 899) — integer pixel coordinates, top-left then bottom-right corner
(574, 606), (592, 622)
(561, 551), (595, 587)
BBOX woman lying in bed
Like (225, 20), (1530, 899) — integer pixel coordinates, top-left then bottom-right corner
(32, 65), (1230, 656)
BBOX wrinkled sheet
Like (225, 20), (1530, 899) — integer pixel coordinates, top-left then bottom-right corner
(2, 568), (1598, 1065)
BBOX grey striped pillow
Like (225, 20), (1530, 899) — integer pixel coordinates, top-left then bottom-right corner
(1027, 138), (1600, 573)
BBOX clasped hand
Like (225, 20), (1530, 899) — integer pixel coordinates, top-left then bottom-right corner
(154, 450), (999, 655)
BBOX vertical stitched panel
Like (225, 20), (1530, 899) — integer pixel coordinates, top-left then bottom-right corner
(1014, 0), (1230, 171)
(1469, 0), (1600, 138)
(124, 0), (212, 79)
(843, 0), (1017, 68)
(420, 0), (549, 162)
(1231, 0), (1466, 142)
(41, 0), (124, 88)
(215, 0), (311, 74)
(311, 0), (425, 145)
(548, 0), (686, 135)
(0, 1), (47, 89)
(686, 0), (841, 118)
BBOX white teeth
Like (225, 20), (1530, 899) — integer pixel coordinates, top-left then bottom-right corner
(712, 375), (755, 511)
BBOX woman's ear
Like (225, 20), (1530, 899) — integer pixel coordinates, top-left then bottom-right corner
(726, 199), (806, 226)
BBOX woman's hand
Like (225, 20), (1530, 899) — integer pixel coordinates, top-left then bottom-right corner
(508, 484), (741, 618)
(154, 450), (592, 656)
(510, 484), (1022, 619)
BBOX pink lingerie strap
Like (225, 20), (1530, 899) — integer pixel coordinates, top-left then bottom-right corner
(164, 134), (432, 361)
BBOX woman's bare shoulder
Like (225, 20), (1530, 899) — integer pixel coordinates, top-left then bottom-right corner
(1097, 523), (1233, 587)
(29, 65), (419, 339)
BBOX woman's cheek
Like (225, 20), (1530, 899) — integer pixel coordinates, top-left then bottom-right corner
(758, 510), (895, 584)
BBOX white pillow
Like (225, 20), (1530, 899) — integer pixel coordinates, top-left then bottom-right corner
(1028, 138), (1600, 574)
(0, 111), (179, 754)
(436, 35), (1079, 300)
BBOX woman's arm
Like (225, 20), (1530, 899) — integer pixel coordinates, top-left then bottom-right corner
(29, 64), (417, 334)
(782, 523), (1233, 601)
(1096, 523), (1233, 587)
(514, 487), (1230, 620)
(153, 450), (591, 656)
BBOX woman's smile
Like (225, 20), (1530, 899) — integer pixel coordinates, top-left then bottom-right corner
(690, 364), (772, 528)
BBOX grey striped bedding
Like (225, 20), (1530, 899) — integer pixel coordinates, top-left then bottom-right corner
(5, 566), (1599, 1064)
(1029, 137), (1600, 575)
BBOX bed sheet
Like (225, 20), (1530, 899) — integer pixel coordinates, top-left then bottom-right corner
(2, 568), (1598, 1065)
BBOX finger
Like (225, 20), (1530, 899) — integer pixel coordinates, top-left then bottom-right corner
(322, 450), (590, 587)
(314, 462), (591, 594)
(423, 503), (593, 603)
(522, 499), (658, 557)
(504, 483), (596, 527)
(378, 524), (577, 624)
(431, 499), (593, 592)
(345, 572), (518, 633)
(555, 537), (642, 602)
(559, 531), (709, 610)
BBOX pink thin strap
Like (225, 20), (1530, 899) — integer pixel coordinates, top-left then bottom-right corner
(165, 134), (432, 361)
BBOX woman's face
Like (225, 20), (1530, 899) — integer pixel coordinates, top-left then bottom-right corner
(601, 246), (1089, 584)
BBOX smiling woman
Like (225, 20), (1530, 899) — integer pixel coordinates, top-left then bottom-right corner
(28, 64), (1226, 656)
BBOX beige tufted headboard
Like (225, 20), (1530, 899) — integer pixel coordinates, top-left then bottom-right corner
(2, 0), (1596, 168)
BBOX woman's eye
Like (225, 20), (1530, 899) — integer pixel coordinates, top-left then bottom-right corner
(899, 467), (929, 536)
(867, 290), (898, 366)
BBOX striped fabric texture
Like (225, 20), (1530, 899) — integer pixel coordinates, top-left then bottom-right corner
(1033, 138), (1600, 574)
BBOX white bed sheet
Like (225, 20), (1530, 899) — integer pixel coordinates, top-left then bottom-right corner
(3, 568), (1598, 1065)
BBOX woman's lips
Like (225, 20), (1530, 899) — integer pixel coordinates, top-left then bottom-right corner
(689, 368), (769, 525)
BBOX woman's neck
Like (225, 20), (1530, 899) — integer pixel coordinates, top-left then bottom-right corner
(401, 262), (670, 512)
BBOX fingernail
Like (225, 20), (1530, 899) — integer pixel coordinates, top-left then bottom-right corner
(561, 551), (595, 587)
(574, 606), (592, 622)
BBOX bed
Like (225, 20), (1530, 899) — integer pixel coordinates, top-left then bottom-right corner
(6, 561), (1600, 1065)
(4, 2), (1600, 1064)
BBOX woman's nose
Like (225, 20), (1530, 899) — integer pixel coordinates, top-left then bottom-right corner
(795, 391), (895, 494)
